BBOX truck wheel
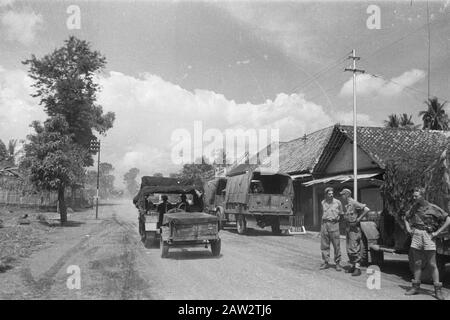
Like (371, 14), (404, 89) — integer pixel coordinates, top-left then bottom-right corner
(436, 254), (447, 283)
(144, 232), (156, 248)
(160, 239), (169, 258)
(139, 219), (145, 241)
(271, 222), (282, 235)
(369, 249), (384, 267)
(211, 239), (221, 256)
(236, 215), (247, 234)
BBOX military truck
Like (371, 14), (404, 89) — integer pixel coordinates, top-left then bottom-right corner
(203, 177), (227, 229)
(205, 167), (294, 235)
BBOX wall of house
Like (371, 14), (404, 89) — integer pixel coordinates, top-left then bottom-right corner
(326, 140), (378, 174)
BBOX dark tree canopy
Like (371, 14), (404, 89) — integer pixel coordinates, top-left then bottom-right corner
(21, 116), (86, 192)
(384, 113), (419, 130)
(419, 97), (449, 131)
(21, 36), (114, 223)
(22, 36), (115, 166)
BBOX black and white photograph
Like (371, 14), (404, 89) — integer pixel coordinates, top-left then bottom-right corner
(0, 0), (450, 304)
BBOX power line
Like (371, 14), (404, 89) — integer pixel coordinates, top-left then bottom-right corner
(366, 72), (449, 102)
(290, 53), (349, 93)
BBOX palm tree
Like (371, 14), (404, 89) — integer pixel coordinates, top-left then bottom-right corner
(419, 97), (449, 131)
(384, 114), (400, 128)
(399, 113), (420, 130)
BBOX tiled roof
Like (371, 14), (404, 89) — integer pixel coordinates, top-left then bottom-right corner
(226, 126), (335, 176)
(278, 126), (336, 174)
(337, 125), (449, 169)
(227, 124), (449, 176)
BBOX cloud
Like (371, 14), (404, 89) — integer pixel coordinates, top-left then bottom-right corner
(1, 9), (43, 45)
(339, 69), (426, 97)
(0, 66), (46, 144)
(0, 67), (375, 186)
(0, 0), (14, 7)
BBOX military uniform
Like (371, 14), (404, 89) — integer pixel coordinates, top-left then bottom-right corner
(405, 199), (449, 300)
(343, 197), (367, 270)
(320, 198), (343, 266)
(157, 201), (173, 227)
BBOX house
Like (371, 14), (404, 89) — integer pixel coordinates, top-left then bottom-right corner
(275, 124), (449, 231)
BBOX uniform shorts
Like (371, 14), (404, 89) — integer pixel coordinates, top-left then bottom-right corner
(410, 229), (436, 251)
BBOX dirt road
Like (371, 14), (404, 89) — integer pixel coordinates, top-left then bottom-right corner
(1, 201), (448, 300)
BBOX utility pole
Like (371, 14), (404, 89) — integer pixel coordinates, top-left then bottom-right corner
(89, 139), (101, 219)
(345, 49), (365, 201)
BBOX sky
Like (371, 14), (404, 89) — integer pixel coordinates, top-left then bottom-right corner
(0, 0), (449, 186)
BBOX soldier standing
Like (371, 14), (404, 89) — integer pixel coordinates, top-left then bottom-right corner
(403, 187), (450, 300)
(320, 187), (344, 271)
(340, 188), (370, 276)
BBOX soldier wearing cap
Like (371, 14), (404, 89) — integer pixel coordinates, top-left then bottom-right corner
(340, 188), (370, 276)
(319, 187), (344, 271)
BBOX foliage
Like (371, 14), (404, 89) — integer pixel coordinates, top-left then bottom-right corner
(21, 116), (86, 189)
(21, 36), (114, 223)
(22, 36), (115, 166)
(419, 97), (449, 131)
(423, 144), (450, 211)
(381, 145), (449, 219)
(173, 157), (215, 188)
(384, 113), (419, 130)
(0, 140), (8, 162)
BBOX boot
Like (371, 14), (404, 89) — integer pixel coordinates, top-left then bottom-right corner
(335, 263), (342, 272)
(345, 265), (355, 273)
(319, 263), (330, 270)
(351, 267), (362, 276)
(405, 280), (421, 296)
(434, 282), (445, 300)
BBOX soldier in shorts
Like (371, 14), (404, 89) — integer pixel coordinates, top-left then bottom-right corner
(403, 187), (450, 300)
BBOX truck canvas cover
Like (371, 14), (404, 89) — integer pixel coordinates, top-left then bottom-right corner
(133, 176), (200, 206)
(162, 211), (218, 225)
(224, 168), (294, 204)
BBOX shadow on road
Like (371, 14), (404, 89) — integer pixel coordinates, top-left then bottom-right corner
(166, 249), (223, 261)
(380, 258), (450, 289)
(223, 227), (289, 237)
(39, 220), (86, 228)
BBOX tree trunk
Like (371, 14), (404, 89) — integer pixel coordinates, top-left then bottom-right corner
(58, 186), (67, 225)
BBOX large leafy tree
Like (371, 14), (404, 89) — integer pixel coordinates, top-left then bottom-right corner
(22, 36), (115, 223)
(21, 116), (86, 223)
(23, 36), (115, 166)
(419, 97), (449, 131)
